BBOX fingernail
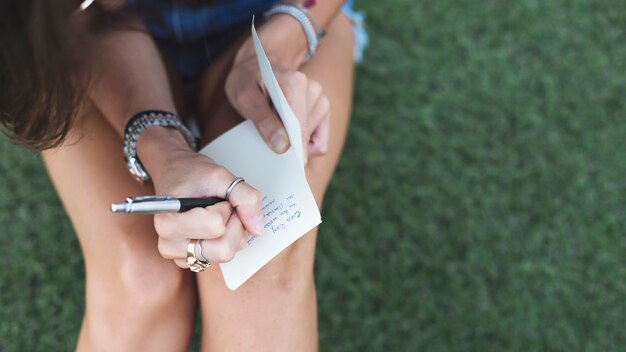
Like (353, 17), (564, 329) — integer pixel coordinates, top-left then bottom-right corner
(270, 131), (289, 153)
(255, 216), (265, 235)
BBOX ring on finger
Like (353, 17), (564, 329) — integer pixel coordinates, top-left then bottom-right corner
(187, 239), (210, 273)
(225, 176), (245, 201)
(197, 239), (212, 265)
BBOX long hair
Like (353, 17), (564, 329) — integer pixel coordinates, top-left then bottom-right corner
(0, 0), (218, 151)
(0, 0), (90, 150)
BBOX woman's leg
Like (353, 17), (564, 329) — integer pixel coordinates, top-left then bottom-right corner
(193, 13), (354, 351)
(42, 100), (196, 351)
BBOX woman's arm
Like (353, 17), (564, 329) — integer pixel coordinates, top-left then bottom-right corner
(224, 0), (347, 165)
(82, 14), (263, 267)
(239, 0), (347, 69)
(85, 17), (188, 178)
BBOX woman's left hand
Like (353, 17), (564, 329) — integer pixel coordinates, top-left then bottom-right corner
(225, 22), (330, 166)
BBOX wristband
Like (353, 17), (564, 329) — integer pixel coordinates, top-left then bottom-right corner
(265, 3), (325, 63)
(123, 110), (197, 184)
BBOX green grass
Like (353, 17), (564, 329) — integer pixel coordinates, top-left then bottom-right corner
(2, 0), (626, 350)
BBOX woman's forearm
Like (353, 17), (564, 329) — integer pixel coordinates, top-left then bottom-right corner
(237, 0), (346, 69)
(86, 16), (189, 180)
(88, 18), (176, 135)
(306, 0), (346, 30)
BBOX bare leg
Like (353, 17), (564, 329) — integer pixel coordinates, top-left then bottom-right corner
(42, 100), (196, 351)
(194, 13), (354, 351)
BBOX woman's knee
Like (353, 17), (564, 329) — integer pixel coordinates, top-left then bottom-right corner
(117, 248), (191, 306)
(246, 154), (336, 293)
(78, 227), (196, 349)
(248, 227), (319, 296)
(83, 226), (195, 318)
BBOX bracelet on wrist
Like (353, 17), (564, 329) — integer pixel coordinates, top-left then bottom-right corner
(123, 110), (197, 184)
(265, 3), (325, 63)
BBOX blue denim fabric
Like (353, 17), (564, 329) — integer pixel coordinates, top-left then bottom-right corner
(342, 0), (368, 63)
(128, 0), (367, 88)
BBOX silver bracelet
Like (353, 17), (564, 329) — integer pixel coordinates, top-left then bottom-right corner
(123, 110), (197, 183)
(265, 3), (324, 63)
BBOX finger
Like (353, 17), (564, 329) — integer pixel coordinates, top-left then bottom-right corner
(306, 88), (330, 157)
(224, 213), (249, 251)
(153, 202), (232, 239)
(157, 237), (186, 260)
(308, 111), (330, 157)
(237, 233), (253, 251)
(174, 259), (188, 269)
(285, 72), (310, 165)
(199, 212), (247, 263)
(231, 83), (290, 154)
(226, 179), (264, 236)
(191, 165), (264, 236)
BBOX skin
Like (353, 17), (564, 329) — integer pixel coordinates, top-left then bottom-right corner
(42, 1), (354, 350)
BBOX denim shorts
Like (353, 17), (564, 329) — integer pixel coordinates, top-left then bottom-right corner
(128, 0), (368, 90)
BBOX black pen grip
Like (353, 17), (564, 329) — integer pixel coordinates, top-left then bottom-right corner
(179, 197), (225, 212)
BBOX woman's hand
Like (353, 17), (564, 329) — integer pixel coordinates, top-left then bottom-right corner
(225, 16), (330, 166)
(137, 127), (264, 269)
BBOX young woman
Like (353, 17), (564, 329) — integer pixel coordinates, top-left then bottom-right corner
(0, 0), (365, 349)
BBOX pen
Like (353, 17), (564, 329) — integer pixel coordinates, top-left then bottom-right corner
(111, 195), (224, 214)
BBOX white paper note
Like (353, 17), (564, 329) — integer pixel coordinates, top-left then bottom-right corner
(198, 21), (321, 290)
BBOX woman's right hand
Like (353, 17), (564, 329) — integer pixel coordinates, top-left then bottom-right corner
(137, 126), (264, 269)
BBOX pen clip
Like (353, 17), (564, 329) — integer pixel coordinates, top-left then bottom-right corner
(126, 195), (176, 204)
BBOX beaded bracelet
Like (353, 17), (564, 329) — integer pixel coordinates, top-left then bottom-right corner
(123, 110), (197, 183)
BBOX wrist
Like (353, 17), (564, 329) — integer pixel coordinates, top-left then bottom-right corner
(123, 110), (197, 184)
(136, 126), (194, 182)
(236, 15), (308, 69)
(264, 3), (324, 64)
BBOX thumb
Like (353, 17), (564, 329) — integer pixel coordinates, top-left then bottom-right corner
(253, 104), (291, 154)
(230, 84), (291, 154)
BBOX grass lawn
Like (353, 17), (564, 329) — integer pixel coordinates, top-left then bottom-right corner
(1, 0), (625, 350)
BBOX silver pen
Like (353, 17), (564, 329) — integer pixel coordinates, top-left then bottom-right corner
(111, 195), (224, 214)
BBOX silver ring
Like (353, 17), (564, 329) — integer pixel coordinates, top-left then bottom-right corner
(79, 0), (95, 11)
(225, 177), (245, 201)
(197, 240), (212, 266)
(187, 239), (210, 273)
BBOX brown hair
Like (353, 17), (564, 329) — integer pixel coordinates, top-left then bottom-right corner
(0, 0), (90, 151)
